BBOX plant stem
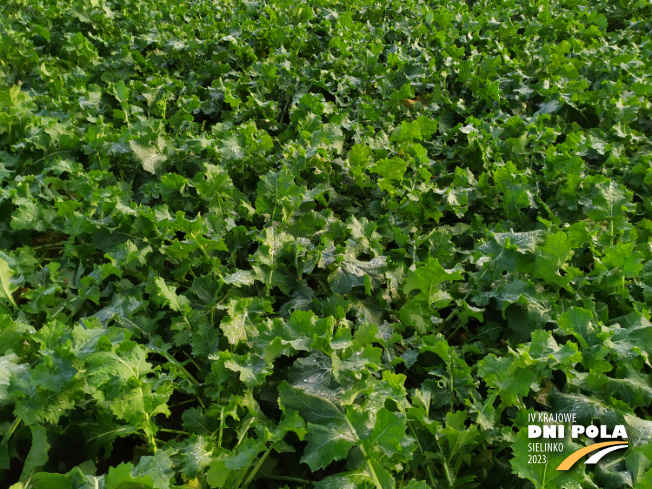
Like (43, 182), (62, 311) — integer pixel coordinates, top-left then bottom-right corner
(159, 428), (190, 436)
(436, 435), (454, 488)
(218, 406), (225, 449)
(266, 475), (312, 483)
(0, 417), (21, 449)
(243, 447), (272, 487)
(157, 351), (205, 409)
(236, 417), (255, 448)
(358, 444), (384, 489)
(448, 362), (455, 412)
(160, 351), (199, 386)
(183, 350), (202, 371)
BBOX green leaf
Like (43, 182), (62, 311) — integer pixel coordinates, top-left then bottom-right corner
(132, 451), (175, 489)
(30, 468), (98, 489)
(399, 299), (436, 334)
(403, 258), (463, 306)
(533, 231), (574, 291)
(583, 367), (652, 408)
(177, 436), (213, 479)
(0, 315), (33, 355)
(328, 253), (386, 295)
(155, 277), (190, 313)
(493, 230), (545, 254)
(195, 164), (238, 216)
(369, 408), (413, 459)
(602, 242), (643, 278)
(20, 425), (50, 482)
(0, 354), (28, 405)
(80, 409), (138, 458)
(106, 462), (155, 489)
(416, 116), (438, 138)
(526, 330), (581, 369)
(347, 144), (373, 185)
(535, 231), (573, 269)
(390, 121), (422, 143)
(0, 258), (17, 307)
(477, 354), (537, 406)
(85, 337), (171, 430)
(372, 157), (407, 182)
(582, 180), (635, 229)
(219, 298), (273, 345)
(129, 137), (168, 174)
(278, 381), (357, 471)
(255, 169), (303, 221)
(251, 227), (295, 293)
(223, 437), (266, 470)
(113, 80), (130, 105)
(558, 307), (596, 349)
(263, 311), (335, 353)
(207, 459), (232, 489)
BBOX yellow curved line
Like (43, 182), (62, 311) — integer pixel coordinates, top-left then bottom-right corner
(556, 441), (628, 470)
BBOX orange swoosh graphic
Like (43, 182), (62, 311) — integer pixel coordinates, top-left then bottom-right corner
(556, 441), (628, 470)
